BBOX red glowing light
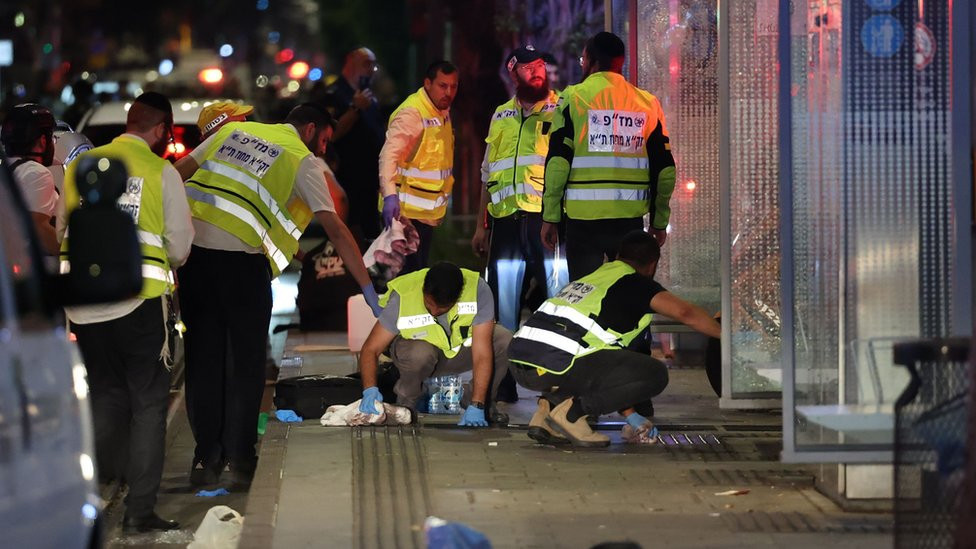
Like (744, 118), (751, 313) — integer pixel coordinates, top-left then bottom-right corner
(198, 68), (223, 84)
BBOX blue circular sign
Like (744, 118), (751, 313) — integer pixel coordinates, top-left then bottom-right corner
(860, 14), (905, 58)
(865, 0), (901, 10)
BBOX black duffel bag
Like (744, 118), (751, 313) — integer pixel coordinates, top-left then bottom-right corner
(273, 375), (363, 419)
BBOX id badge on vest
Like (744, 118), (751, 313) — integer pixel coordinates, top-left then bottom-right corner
(587, 110), (647, 154)
(117, 176), (144, 223)
(215, 130), (282, 179)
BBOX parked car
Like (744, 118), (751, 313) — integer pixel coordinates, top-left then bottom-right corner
(0, 152), (144, 548)
(76, 98), (250, 161)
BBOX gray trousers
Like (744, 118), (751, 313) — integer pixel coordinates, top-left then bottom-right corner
(389, 324), (513, 408)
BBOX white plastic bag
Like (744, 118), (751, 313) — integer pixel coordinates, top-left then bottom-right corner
(187, 505), (244, 549)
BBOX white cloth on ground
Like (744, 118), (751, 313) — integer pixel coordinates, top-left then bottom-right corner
(319, 399), (413, 426)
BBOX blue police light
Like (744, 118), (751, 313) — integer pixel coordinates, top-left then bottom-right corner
(158, 59), (174, 76)
(219, 44), (234, 58)
(308, 68), (323, 81)
(257, 0), (269, 10)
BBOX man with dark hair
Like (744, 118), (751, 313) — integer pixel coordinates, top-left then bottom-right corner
(508, 230), (719, 448)
(357, 262), (513, 426)
(57, 91), (194, 532)
(541, 31), (677, 280)
(471, 45), (567, 403)
(378, 60), (459, 274)
(324, 47), (385, 239)
(2, 102), (59, 254)
(174, 102), (380, 488)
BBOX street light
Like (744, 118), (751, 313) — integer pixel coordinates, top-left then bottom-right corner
(198, 68), (223, 84)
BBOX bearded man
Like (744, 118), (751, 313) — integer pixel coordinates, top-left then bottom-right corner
(470, 46), (567, 402)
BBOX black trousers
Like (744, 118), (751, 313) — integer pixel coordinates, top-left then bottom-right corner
(401, 220), (434, 275)
(565, 217), (644, 280)
(510, 349), (669, 418)
(178, 246), (272, 469)
(73, 298), (168, 518)
(487, 212), (567, 331)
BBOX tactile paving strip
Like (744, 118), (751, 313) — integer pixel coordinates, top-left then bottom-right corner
(352, 425), (432, 549)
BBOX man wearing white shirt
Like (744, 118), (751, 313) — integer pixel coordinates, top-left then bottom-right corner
(57, 92), (194, 533)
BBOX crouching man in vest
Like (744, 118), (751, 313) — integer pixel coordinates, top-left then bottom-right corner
(507, 231), (720, 447)
(357, 262), (513, 426)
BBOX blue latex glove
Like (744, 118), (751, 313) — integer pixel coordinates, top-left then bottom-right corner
(458, 405), (488, 427)
(195, 488), (230, 497)
(275, 409), (303, 423)
(626, 412), (659, 438)
(360, 386), (383, 415)
(381, 195), (400, 227)
(625, 412), (648, 429)
(361, 284), (382, 317)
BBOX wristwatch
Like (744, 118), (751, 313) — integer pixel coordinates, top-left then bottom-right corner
(471, 401), (485, 409)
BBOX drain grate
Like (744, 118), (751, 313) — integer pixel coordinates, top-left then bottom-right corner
(352, 425), (432, 549)
(688, 468), (815, 487)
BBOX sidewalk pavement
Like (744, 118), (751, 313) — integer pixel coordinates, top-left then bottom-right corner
(102, 322), (893, 548)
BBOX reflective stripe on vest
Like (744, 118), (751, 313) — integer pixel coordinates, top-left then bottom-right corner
(564, 188), (649, 203)
(570, 156), (648, 170)
(490, 183), (543, 206)
(200, 160), (303, 240)
(487, 154), (546, 177)
(398, 167), (453, 180)
(184, 186), (291, 274)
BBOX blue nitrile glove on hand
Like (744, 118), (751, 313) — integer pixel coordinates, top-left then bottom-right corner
(275, 409), (303, 423)
(625, 412), (659, 439)
(362, 284), (382, 317)
(458, 405), (489, 427)
(382, 195), (400, 228)
(360, 386), (383, 415)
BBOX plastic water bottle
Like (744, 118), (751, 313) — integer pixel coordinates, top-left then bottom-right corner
(427, 377), (442, 414)
(440, 375), (463, 414)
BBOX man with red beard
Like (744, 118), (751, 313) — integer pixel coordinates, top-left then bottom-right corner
(471, 46), (567, 402)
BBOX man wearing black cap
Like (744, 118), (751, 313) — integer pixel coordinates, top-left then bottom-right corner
(471, 45), (566, 402)
(540, 31), (676, 281)
(57, 91), (194, 532)
(174, 103), (380, 490)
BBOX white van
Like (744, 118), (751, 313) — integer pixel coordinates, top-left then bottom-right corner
(0, 151), (145, 548)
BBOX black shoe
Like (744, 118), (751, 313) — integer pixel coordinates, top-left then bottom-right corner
(189, 459), (223, 486)
(226, 458), (257, 489)
(488, 406), (509, 426)
(123, 512), (180, 534)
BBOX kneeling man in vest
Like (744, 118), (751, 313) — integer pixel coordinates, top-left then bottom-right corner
(507, 230), (720, 447)
(358, 262), (513, 426)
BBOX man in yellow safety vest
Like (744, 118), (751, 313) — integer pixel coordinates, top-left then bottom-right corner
(174, 103), (379, 488)
(378, 60), (458, 274)
(541, 31), (676, 281)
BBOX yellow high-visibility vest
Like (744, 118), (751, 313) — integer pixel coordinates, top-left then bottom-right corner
(388, 88), (454, 221)
(60, 135), (172, 299)
(484, 90), (559, 217)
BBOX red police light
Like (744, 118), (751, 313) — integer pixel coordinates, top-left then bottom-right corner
(198, 68), (223, 84)
(288, 61), (310, 79)
(275, 48), (295, 64)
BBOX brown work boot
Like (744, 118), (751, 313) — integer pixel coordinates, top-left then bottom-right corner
(527, 398), (569, 445)
(545, 398), (610, 448)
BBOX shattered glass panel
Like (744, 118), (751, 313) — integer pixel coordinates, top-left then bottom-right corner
(728, 0), (781, 396)
(635, 0), (720, 312)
